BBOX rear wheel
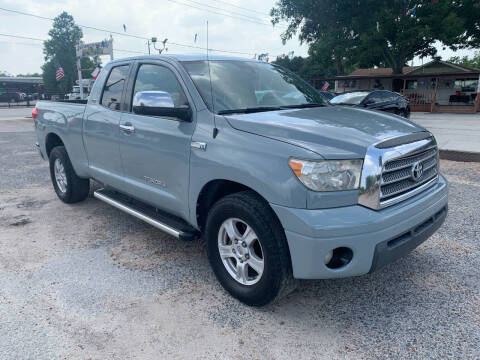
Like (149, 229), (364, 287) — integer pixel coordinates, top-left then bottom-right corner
(49, 146), (90, 203)
(205, 191), (295, 306)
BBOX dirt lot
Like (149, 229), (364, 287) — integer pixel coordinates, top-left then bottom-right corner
(0, 126), (479, 359)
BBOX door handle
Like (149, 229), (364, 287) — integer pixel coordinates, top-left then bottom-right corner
(119, 123), (135, 133)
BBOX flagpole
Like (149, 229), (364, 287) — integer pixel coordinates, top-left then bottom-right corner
(77, 56), (84, 100)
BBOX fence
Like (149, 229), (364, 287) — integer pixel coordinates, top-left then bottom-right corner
(401, 90), (434, 105)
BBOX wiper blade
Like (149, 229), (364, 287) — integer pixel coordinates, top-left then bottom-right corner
(218, 106), (282, 115)
(280, 103), (326, 109)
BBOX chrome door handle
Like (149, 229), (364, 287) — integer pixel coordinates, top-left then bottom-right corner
(191, 141), (207, 151)
(119, 124), (135, 133)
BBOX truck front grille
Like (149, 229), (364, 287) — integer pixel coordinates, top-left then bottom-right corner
(380, 147), (438, 203)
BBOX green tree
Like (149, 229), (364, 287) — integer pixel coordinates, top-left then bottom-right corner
(0, 70), (12, 77)
(448, 51), (480, 69)
(272, 0), (467, 75)
(42, 12), (82, 94)
(16, 73), (42, 77)
(80, 56), (102, 79)
(454, 0), (480, 48)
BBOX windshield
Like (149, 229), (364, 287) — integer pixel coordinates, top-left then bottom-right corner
(182, 60), (325, 113)
(329, 91), (370, 105)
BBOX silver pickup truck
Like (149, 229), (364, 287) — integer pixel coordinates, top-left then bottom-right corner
(33, 55), (448, 306)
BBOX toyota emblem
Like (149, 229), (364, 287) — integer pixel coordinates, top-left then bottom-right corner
(411, 161), (424, 182)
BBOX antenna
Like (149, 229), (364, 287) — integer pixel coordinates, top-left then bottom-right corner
(206, 20), (218, 137)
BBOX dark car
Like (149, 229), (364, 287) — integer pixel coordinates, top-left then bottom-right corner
(0, 92), (22, 103)
(317, 90), (335, 101)
(329, 90), (410, 118)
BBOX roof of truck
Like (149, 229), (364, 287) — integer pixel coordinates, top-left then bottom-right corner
(109, 54), (259, 64)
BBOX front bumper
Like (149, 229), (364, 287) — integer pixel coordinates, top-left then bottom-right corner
(271, 174), (448, 279)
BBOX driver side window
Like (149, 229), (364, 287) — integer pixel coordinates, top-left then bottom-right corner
(132, 64), (188, 109)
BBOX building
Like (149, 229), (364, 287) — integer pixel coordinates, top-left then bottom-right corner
(0, 76), (44, 97)
(312, 60), (480, 113)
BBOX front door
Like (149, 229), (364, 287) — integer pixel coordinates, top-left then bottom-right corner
(119, 61), (196, 220)
(84, 64), (130, 188)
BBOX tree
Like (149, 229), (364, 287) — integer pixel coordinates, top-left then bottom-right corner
(448, 51), (480, 69)
(454, 0), (480, 48)
(80, 56), (102, 79)
(16, 73), (42, 77)
(271, 0), (468, 75)
(272, 1), (361, 75)
(42, 12), (82, 94)
(0, 71), (12, 77)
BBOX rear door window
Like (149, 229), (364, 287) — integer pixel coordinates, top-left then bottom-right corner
(101, 65), (129, 111)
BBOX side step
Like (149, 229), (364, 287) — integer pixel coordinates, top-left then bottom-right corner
(94, 188), (199, 241)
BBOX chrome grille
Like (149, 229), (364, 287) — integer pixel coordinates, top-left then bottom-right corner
(380, 147), (438, 203)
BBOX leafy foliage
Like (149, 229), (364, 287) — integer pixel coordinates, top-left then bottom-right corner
(454, 0), (480, 48)
(271, 0), (475, 76)
(42, 12), (82, 94)
(448, 51), (480, 69)
(16, 73), (42, 77)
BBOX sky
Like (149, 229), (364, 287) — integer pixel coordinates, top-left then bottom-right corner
(0, 0), (476, 76)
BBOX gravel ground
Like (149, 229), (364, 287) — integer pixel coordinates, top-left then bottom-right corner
(0, 129), (479, 359)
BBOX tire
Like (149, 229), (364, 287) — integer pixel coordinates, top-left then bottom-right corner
(205, 191), (295, 306)
(49, 146), (90, 203)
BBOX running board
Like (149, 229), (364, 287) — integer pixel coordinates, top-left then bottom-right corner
(94, 188), (199, 241)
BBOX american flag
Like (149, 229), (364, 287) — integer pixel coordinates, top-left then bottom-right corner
(321, 81), (330, 91)
(55, 66), (64, 81)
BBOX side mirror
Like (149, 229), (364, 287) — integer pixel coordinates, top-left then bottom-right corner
(132, 90), (192, 122)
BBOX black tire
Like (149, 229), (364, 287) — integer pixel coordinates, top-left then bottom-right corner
(49, 146), (90, 203)
(205, 191), (295, 306)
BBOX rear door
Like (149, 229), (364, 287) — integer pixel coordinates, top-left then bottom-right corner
(118, 60), (196, 220)
(83, 63), (131, 187)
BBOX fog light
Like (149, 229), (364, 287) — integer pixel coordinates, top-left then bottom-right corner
(325, 247), (353, 269)
(324, 250), (333, 265)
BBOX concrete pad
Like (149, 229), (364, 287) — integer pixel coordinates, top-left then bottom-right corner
(410, 112), (480, 154)
(0, 107), (34, 121)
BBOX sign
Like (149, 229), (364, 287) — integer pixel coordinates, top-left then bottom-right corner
(76, 39), (112, 58)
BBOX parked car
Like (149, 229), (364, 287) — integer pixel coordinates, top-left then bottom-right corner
(317, 90), (335, 101)
(329, 90), (411, 118)
(33, 55), (447, 306)
(0, 92), (22, 103)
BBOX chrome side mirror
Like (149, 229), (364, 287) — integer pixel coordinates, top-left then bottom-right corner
(132, 91), (192, 121)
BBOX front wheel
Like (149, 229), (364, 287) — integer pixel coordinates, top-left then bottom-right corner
(205, 191), (294, 306)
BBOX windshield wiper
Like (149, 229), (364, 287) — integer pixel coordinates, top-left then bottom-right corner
(217, 106), (282, 115)
(280, 103), (326, 109)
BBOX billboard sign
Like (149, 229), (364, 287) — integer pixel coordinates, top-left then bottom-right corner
(76, 39), (112, 58)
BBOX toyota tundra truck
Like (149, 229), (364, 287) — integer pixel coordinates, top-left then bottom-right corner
(33, 55), (448, 306)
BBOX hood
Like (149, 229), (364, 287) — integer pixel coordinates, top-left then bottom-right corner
(224, 106), (426, 159)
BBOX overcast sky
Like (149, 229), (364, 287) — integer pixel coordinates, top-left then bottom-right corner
(0, 0), (476, 76)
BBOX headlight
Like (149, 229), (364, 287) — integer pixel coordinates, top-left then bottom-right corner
(289, 158), (363, 191)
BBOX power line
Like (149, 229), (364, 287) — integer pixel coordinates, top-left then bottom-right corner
(0, 33), (45, 42)
(0, 33), (149, 55)
(209, 0), (270, 16)
(0, 6), (270, 56)
(179, 0), (275, 23)
(164, 0), (285, 28)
